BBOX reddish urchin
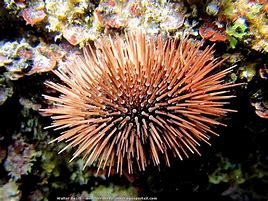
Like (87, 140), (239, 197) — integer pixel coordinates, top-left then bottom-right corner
(42, 31), (237, 175)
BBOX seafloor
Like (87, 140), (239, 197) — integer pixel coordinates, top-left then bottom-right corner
(0, 0), (268, 201)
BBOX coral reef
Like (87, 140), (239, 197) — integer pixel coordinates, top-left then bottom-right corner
(89, 184), (138, 201)
(0, 85), (13, 105)
(209, 152), (268, 200)
(3, 0), (197, 46)
(0, 181), (21, 201)
(0, 38), (70, 80)
(0, 0), (267, 200)
(251, 89), (268, 119)
(220, 0), (268, 52)
(209, 155), (246, 185)
(4, 135), (40, 181)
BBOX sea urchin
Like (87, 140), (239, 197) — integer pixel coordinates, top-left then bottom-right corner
(42, 31), (237, 175)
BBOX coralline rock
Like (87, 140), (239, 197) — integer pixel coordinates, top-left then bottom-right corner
(239, 63), (257, 83)
(1, 1), (267, 200)
(95, 0), (187, 35)
(0, 39), (67, 80)
(0, 181), (21, 201)
(4, 0), (96, 46)
(259, 64), (268, 80)
(45, 0), (96, 43)
(19, 97), (41, 111)
(206, 1), (220, 16)
(22, 2), (46, 26)
(89, 184), (138, 201)
(221, 0), (268, 52)
(0, 145), (7, 164)
(251, 89), (268, 119)
(4, 136), (40, 181)
(4, 0), (193, 46)
(0, 85), (13, 105)
(4, 0), (26, 12)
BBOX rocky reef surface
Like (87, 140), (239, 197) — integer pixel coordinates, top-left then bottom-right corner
(0, 0), (267, 200)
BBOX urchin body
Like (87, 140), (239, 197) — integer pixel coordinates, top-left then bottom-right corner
(43, 31), (236, 175)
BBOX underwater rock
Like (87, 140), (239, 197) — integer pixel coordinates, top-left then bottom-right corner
(95, 0), (187, 35)
(259, 64), (268, 80)
(239, 62), (257, 83)
(251, 89), (268, 119)
(209, 156), (245, 185)
(0, 181), (21, 201)
(62, 25), (93, 46)
(45, 0), (96, 44)
(0, 0), (267, 200)
(22, 2), (46, 26)
(68, 191), (91, 201)
(4, 0), (96, 46)
(4, 0), (26, 13)
(27, 190), (44, 201)
(0, 39), (68, 80)
(4, 0), (194, 46)
(0, 146), (7, 164)
(206, 1), (220, 16)
(19, 97), (41, 111)
(0, 85), (13, 105)
(69, 159), (91, 185)
(89, 184), (138, 201)
(221, 0), (268, 52)
(4, 136), (40, 181)
(0, 39), (33, 80)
